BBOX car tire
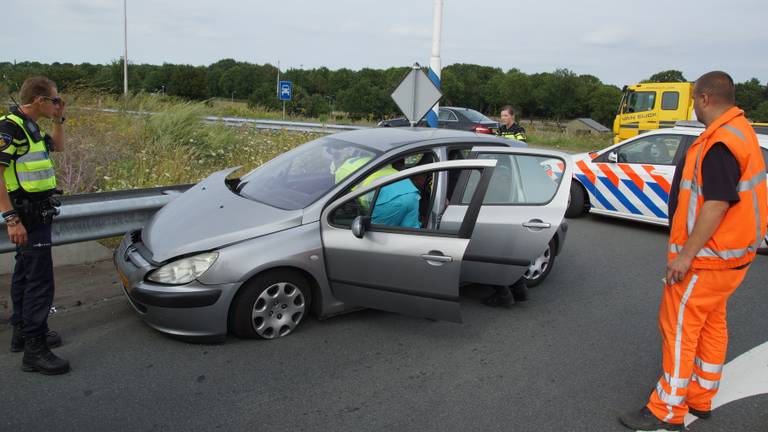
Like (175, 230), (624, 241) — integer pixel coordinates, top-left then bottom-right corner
(230, 270), (312, 340)
(523, 238), (556, 287)
(565, 182), (587, 218)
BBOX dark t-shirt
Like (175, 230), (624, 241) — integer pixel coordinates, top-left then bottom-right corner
(668, 142), (740, 224)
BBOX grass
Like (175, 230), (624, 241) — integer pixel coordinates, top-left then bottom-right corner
(526, 128), (613, 153)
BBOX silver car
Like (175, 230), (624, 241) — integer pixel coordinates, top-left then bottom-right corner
(114, 128), (572, 342)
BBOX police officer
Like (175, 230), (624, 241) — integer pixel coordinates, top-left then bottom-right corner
(497, 105), (527, 142)
(1, 76), (69, 375)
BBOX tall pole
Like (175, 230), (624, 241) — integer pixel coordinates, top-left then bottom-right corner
(426, 0), (443, 128)
(123, 0), (128, 96)
(276, 60), (280, 97)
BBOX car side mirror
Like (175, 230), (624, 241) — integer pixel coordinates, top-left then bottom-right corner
(608, 152), (618, 163)
(351, 216), (370, 239)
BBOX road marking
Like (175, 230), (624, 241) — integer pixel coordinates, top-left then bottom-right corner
(684, 340), (768, 426)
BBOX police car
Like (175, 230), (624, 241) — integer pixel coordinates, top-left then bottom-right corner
(565, 122), (768, 248)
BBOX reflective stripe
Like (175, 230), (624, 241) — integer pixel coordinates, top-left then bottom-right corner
(722, 124), (746, 141)
(695, 357), (723, 374)
(679, 180), (701, 194)
(12, 138), (26, 145)
(669, 243), (751, 260)
(16, 168), (56, 182)
(656, 382), (686, 406)
(753, 188), (762, 249)
(17, 151), (50, 163)
(737, 172), (765, 192)
(693, 374), (720, 391)
(664, 373), (690, 388)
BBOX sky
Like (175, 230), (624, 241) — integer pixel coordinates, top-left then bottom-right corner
(2, 0), (765, 86)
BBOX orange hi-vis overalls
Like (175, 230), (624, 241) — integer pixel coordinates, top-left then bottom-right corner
(647, 107), (767, 424)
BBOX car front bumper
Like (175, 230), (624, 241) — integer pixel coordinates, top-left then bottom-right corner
(114, 232), (238, 343)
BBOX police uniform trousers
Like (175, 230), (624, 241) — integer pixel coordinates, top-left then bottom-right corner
(9, 220), (55, 338)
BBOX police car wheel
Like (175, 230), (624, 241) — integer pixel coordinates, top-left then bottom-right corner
(523, 239), (555, 287)
(230, 270), (312, 340)
(565, 182), (587, 218)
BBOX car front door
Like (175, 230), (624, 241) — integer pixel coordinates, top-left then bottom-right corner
(586, 133), (688, 223)
(438, 146), (572, 286)
(321, 160), (497, 322)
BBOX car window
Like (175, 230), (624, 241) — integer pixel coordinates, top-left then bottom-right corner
(661, 91), (679, 110)
(331, 167), (480, 235)
(459, 154), (564, 205)
(615, 134), (684, 165)
(438, 109), (458, 122)
(624, 91), (655, 113)
(762, 148), (768, 173)
(239, 137), (379, 210)
(461, 109), (493, 123)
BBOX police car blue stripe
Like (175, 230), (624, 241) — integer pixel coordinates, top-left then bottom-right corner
(647, 182), (670, 203)
(598, 177), (642, 215)
(621, 179), (667, 218)
(575, 174), (617, 211)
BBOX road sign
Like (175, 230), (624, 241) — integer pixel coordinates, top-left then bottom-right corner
(390, 63), (443, 126)
(279, 80), (292, 101)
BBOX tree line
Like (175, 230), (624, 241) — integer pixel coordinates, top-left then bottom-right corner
(2, 60), (767, 125)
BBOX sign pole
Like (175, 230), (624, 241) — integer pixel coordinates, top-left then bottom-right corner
(426, 0), (443, 128)
(410, 63), (420, 128)
(282, 100), (286, 120)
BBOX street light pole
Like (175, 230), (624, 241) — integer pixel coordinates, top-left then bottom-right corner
(123, 0), (128, 96)
(427, 0), (443, 128)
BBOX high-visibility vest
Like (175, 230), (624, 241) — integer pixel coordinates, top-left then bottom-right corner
(1, 113), (57, 194)
(334, 157), (399, 209)
(669, 107), (767, 269)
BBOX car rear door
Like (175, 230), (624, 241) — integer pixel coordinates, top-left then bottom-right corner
(439, 146), (572, 286)
(321, 160), (497, 322)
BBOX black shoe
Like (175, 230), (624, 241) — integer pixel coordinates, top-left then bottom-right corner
(482, 289), (513, 308)
(689, 407), (711, 419)
(619, 406), (683, 431)
(21, 335), (70, 375)
(511, 281), (529, 302)
(10, 323), (24, 352)
(10, 326), (62, 352)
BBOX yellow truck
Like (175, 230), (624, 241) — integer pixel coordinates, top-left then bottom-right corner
(613, 82), (694, 143)
(613, 82), (768, 143)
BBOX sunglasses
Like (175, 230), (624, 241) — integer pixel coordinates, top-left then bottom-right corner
(41, 96), (63, 106)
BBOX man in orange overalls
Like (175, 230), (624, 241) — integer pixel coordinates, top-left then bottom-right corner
(620, 71), (767, 431)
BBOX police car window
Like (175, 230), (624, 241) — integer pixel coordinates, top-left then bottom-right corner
(661, 92), (679, 110)
(459, 154), (563, 205)
(624, 91), (655, 113)
(616, 135), (683, 165)
(239, 137), (379, 210)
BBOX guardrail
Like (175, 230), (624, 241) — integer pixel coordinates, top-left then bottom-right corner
(77, 107), (371, 134)
(0, 184), (192, 253)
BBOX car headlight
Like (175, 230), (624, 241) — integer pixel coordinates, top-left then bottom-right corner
(147, 252), (219, 285)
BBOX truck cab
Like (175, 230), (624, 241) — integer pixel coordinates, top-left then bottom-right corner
(613, 82), (694, 143)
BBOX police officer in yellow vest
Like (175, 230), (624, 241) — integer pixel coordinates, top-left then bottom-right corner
(0, 76), (69, 375)
(497, 105), (527, 142)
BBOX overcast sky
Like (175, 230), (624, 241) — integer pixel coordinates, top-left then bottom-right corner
(3, 0), (765, 86)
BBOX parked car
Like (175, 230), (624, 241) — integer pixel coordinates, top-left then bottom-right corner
(378, 106), (500, 134)
(565, 122), (768, 249)
(115, 128), (571, 342)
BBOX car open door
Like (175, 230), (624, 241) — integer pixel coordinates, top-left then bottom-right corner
(321, 160), (497, 323)
(439, 146), (572, 286)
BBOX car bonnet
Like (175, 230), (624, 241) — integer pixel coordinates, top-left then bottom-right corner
(142, 168), (304, 262)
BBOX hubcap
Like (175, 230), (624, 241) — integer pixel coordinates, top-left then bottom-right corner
(524, 245), (551, 280)
(251, 282), (306, 339)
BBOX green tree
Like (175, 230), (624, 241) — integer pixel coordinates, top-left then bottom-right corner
(736, 78), (765, 114)
(645, 70), (687, 83)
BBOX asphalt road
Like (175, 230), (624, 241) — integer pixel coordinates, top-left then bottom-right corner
(1, 215), (767, 432)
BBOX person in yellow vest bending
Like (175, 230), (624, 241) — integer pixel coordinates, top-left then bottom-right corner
(0, 76), (69, 375)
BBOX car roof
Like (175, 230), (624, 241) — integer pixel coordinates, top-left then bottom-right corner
(650, 126), (768, 148)
(329, 126), (517, 152)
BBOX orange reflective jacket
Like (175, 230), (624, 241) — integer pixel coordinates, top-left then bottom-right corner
(669, 107), (767, 270)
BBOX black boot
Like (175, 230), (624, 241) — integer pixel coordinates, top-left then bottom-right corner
(10, 323), (24, 352)
(689, 407), (712, 419)
(10, 326), (62, 352)
(22, 335), (70, 375)
(619, 406), (682, 431)
(482, 286), (513, 307)
(510, 279), (529, 302)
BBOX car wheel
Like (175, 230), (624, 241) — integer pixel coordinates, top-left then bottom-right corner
(565, 182), (587, 218)
(230, 270), (312, 340)
(523, 239), (555, 287)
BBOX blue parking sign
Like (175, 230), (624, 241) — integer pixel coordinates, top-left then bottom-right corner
(279, 80), (292, 101)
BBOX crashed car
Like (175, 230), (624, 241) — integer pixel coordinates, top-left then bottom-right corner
(114, 128), (571, 342)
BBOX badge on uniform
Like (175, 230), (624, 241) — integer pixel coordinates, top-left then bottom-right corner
(0, 132), (13, 151)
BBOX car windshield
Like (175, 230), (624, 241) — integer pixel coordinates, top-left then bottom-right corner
(461, 109), (493, 123)
(238, 137), (380, 210)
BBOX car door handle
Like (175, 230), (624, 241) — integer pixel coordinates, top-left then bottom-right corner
(522, 221), (551, 229)
(420, 254), (453, 263)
